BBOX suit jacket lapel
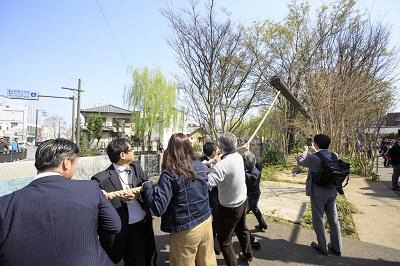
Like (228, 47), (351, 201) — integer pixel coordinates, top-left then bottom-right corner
(107, 165), (123, 191)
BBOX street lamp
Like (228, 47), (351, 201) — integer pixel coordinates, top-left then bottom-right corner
(35, 109), (46, 146)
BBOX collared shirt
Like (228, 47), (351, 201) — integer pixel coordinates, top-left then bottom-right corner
(112, 163), (146, 224)
(33, 171), (63, 181)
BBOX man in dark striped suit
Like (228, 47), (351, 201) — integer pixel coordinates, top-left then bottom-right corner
(0, 138), (121, 266)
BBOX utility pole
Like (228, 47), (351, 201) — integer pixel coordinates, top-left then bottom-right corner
(35, 109), (39, 145)
(77, 79), (81, 147)
(61, 79), (84, 147)
(71, 96), (76, 143)
(58, 120), (61, 138)
(35, 109), (45, 146)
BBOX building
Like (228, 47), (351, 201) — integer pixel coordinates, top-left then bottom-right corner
(80, 104), (134, 149)
(376, 112), (400, 136)
(187, 127), (207, 146)
(384, 112), (400, 127)
(0, 98), (37, 143)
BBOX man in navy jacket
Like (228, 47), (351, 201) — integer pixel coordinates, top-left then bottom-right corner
(0, 138), (121, 266)
(92, 138), (156, 266)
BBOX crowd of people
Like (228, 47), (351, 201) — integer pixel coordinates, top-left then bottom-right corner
(0, 132), (354, 265)
(0, 137), (19, 152)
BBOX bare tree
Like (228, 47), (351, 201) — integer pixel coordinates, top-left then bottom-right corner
(163, 0), (268, 140)
(43, 115), (67, 139)
(303, 13), (397, 176)
(250, 0), (362, 151)
(249, 0), (397, 161)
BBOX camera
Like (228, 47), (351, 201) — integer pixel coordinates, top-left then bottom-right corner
(306, 138), (312, 146)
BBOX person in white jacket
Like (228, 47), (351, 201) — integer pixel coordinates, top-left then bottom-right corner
(208, 132), (252, 266)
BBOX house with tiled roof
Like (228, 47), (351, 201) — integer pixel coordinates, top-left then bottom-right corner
(80, 104), (135, 148)
(80, 104), (190, 150)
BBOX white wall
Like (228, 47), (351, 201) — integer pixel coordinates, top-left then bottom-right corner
(0, 155), (111, 181)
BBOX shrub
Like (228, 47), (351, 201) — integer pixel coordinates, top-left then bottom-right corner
(80, 148), (102, 157)
(261, 166), (278, 181)
(382, 132), (398, 140)
(192, 143), (203, 153)
(262, 148), (284, 165)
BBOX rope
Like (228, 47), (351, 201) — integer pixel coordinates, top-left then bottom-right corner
(242, 91), (281, 150)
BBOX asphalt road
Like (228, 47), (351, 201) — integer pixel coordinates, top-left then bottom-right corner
(147, 215), (400, 266)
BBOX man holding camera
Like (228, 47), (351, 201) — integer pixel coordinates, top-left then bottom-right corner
(297, 134), (342, 256)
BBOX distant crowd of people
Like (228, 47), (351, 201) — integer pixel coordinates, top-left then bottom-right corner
(0, 137), (20, 152)
(0, 132), (351, 265)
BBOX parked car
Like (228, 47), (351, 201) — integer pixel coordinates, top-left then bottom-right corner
(19, 142), (33, 149)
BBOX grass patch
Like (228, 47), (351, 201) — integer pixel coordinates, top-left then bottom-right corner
(300, 195), (359, 239)
(261, 164), (294, 182)
(266, 215), (297, 226)
(79, 148), (103, 157)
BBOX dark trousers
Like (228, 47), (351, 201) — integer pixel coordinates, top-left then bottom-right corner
(218, 200), (252, 266)
(249, 194), (267, 228)
(392, 164), (400, 189)
(123, 219), (153, 266)
(209, 188), (220, 242)
(384, 157), (390, 167)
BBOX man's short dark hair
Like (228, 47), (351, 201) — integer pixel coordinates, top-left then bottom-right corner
(203, 141), (217, 157)
(35, 138), (79, 172)
(106, 138), (130, 163)
(314, 134), (331, 149)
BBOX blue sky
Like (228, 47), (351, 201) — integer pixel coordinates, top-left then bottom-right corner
(0, 0), (399, 127)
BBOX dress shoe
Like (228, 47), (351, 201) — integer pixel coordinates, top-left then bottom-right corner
(239, 252), (253, 262)
(392, 187), (400, 191)
(255, 224), (268, 231)
(311, 242), (328, 256)
(214, 248), (221, 255)
(327, 243), (341, 256)
(251, 237), (261, 250)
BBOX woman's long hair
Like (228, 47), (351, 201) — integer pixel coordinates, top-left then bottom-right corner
(162, 133), (196, 180)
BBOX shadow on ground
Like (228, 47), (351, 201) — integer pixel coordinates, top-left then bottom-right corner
(150, 219), (400, 266)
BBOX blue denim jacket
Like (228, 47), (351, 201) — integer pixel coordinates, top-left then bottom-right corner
(141, 160), (211, 233)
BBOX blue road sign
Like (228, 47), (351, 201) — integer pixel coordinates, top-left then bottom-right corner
(7, 89), (39, 100)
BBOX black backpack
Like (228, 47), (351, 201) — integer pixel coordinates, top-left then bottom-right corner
(313, 152), (350, 191)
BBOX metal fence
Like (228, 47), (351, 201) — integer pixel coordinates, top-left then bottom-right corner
(136, 153), (161, 177)
(0, 150), (27, 163)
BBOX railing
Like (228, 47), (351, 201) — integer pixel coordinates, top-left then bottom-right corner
(0, 149), (27, 163)
(136, 153), (161, 177)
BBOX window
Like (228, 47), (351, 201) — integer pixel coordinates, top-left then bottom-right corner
(396, 116), (400, 122)
(11, 122), (18, 128)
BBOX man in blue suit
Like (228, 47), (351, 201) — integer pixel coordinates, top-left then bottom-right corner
(0, 138), (121, 266)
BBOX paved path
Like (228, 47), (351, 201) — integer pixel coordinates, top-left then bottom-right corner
(344, 158), (400, 250)
(377, 157), (400, 196)
(258, 157), (400, 250)
(258, 181), (308, 223)
(151, 215), (400, 265)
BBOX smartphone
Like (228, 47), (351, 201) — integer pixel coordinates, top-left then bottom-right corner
(306, 138), (312, 146)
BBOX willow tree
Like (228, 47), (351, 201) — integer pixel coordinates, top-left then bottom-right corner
(124, 68), (179, 146)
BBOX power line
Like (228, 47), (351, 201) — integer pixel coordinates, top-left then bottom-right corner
(95, 0), (128, 66)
